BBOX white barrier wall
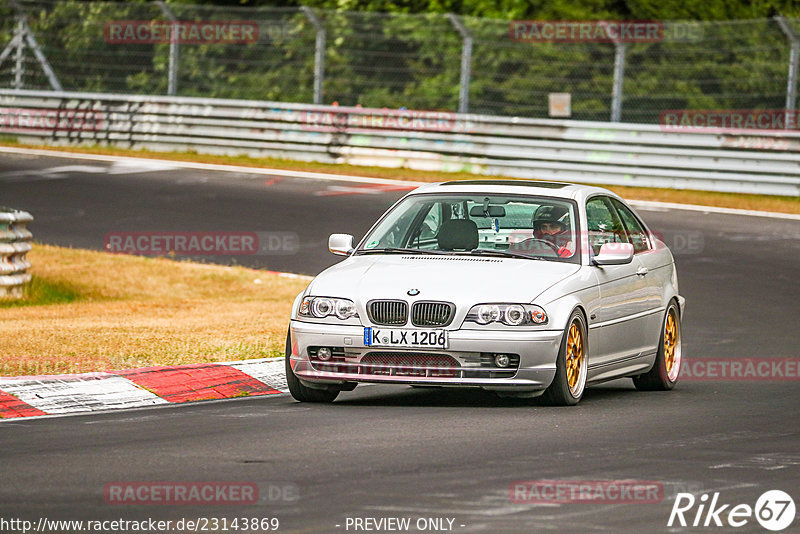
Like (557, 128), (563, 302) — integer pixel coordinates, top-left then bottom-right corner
(1, 89), (798, 196)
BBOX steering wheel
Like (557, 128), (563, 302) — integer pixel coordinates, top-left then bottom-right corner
(518, 238), (560, 254)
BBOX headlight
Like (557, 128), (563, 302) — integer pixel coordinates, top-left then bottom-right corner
(311, 298), (334, 317)
(465, 303), (548, 326)
(299, 296), (359, 320)
(334, 299), (357, 320)
(504, 304), (526, 326)
(476, 304), (501, 324)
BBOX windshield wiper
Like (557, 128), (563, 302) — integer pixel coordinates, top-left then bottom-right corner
(357, 247), (446, 255)
(467, 248), (538, 260)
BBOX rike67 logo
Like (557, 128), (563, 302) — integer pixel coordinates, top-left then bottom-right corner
(668, 490), (795, 531)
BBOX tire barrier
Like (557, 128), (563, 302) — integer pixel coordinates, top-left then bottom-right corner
(0, 207), (33, 299)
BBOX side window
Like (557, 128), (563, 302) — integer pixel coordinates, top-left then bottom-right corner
(611, 199), (651, 253)
(586, 197), (629, 255)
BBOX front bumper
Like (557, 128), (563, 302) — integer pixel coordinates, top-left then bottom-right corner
(289, 320), (562, 393)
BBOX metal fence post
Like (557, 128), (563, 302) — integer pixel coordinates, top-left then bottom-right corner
(0, 24), (21, 68)
(20, 20), (63, 91)
(775, 16), (798, 120)
(13, 17), (24, 89)
(301, 6), (325, 105)
(4, 1), (63, 91)
(610, 42), (626, 122)
(156, 1), (179, 96)
(446, 14), (472, 114)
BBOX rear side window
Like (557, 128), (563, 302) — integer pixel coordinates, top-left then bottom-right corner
(611, 199), (651, 253)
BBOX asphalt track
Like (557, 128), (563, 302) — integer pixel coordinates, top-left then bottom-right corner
(1, 152), (799, 533)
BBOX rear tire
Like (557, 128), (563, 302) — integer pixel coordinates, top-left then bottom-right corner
(541, 310), (588, 406)
(633, 301), (681, 391)
(285, 330), (339, 403)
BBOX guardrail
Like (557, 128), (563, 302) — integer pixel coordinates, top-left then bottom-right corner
(0, 89), (798, 196)
(0, 207), (33, 299)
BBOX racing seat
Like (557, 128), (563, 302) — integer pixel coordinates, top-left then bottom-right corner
(437, 219), (478, 251)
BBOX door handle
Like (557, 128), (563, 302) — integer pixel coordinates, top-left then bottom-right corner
(637, 266), (649, 276)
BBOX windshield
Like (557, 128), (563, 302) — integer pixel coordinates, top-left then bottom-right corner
(356, 193), (580, 263)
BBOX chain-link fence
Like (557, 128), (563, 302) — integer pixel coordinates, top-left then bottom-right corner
(1, 0), (798, 124)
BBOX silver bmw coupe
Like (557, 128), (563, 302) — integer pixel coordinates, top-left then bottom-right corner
(286, 180), (684, 405)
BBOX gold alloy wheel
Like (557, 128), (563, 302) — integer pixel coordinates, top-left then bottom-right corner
(565, 321), (584, 392)
(664, 309), (678, 374)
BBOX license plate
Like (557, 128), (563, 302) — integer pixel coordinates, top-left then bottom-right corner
(364, 327), (448, 349)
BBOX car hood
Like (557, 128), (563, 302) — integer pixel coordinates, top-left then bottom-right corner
(307, 254), (580, 306)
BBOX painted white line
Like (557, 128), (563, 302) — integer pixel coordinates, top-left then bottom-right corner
(0, 145), (426, 187)
(0, 145), (797, 220)
(629, 199), (800, 221)
(0, 374), (168, 414)
(314, 183), (418, 196)
(0, 164), (106, 181)
(107, 159), (178, 174)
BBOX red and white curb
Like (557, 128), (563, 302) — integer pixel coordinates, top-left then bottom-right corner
(0, 358), (286, 420)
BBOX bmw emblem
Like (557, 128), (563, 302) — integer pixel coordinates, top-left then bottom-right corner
(407, 289), (420, 296)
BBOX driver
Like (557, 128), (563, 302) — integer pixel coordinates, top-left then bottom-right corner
(516, 204), (574, 257)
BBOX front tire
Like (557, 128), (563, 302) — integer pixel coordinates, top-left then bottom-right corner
(541, 310), (588, 406)
(285, 330), (339, 403)
(633, 301), (682, 391)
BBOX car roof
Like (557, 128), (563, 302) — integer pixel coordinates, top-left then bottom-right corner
(410, 179), (617, 203)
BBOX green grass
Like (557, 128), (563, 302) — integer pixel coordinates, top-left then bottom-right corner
(0, 276), (82, 308)
(1, 244), (308, 376)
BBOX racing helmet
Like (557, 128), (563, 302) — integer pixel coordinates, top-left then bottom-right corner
(532, 204), (569, 233)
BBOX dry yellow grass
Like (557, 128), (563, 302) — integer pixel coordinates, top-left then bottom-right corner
(0, 244), (308, 377)
(2, 141), (799, 215)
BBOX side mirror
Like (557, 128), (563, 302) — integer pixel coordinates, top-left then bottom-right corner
(593, 242), (634, 265)
(329, 233), (355, 256)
